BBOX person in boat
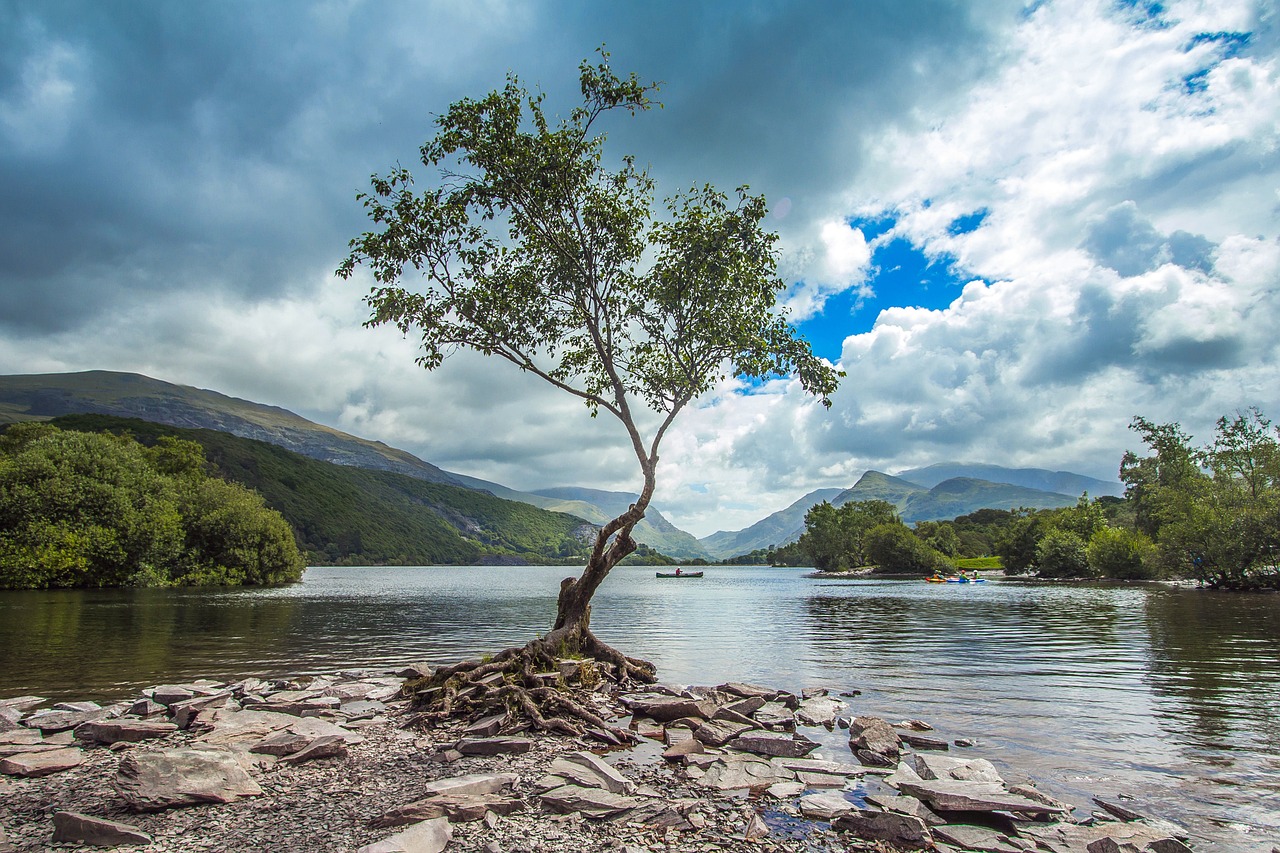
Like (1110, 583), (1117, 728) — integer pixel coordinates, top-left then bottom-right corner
(675, 567), (682, 576)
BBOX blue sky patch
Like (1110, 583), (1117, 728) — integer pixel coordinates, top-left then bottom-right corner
(796, 229), (974, 362)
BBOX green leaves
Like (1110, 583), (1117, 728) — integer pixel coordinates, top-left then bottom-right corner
(338, 54), (840, 471)
(0, 426), (304, 589)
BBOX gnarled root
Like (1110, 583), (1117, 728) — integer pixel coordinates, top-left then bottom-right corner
(403, 628), (656, 744)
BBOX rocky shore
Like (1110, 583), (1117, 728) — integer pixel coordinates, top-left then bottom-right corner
(1, 662), (1199, 852)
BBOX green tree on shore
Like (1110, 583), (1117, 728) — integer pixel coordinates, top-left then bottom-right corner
(0, 425), (304, 589)
(338, 51), (839, 732)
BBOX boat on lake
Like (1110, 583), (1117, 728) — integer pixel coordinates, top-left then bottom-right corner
(656, 570), (704, 578)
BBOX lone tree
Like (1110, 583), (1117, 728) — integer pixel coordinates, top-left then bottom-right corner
(339, 53), (839, 736)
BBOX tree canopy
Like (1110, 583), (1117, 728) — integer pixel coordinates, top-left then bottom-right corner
(0, 424), (304, 589)
(339, 52), (840, 649)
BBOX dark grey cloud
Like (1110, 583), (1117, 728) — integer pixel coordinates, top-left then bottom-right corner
(0, 0), (1019, 337)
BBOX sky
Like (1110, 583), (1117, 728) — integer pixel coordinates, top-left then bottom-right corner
(1, 0), (1278, 538)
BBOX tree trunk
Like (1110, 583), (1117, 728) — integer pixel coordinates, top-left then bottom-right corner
(550, 463), (656, 635)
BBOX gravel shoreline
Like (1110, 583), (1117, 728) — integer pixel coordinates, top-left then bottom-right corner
(0, 665), (1200, 853)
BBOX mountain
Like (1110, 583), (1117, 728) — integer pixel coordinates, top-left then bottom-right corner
(699, 488), (844, 561)
(0, 371), (711, 557)
(895, 463), (1124, 498)
(530, 487), (711, 561)
(45, 414), (594, 566)
(701, 470), (1080, 560)
(0, 371), (461, 485)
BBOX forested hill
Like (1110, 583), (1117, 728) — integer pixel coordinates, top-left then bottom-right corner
(699, 472), (1078, 560)
(0, 370), (461, 485)
(47, 415), (595, 566)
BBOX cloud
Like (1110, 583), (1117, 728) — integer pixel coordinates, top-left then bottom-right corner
(1, 0), (1278, 539)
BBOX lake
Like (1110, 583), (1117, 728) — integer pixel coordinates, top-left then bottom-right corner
(2, 566), (1277, 851)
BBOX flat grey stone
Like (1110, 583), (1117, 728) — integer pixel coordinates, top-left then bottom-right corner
(799, 792), (856, 819)
(895, 778), (1068, 815)
(729, 730), (819, 758)
(899, 731), (950, 750)
(0, 696), (45, 712)
(52, 811), (152, 847)
(0, 729), (43, 745)
(717, 682), (780, 700)
(249, 730), (312, 756)
(115, 746), (262, 810)
(455, 737), (531, 756)
(278, 734), (347, 763)
(752, 701), (796, 729)
(832, 809), (932, 846)
(548, 750), (635, 794)
(848, 716), (901, 766)
(932, 823), (1024, 852)
(863, 793), (945, 825)
(150, 686), (195, 706)
(358, 817), (452, 853)
(0, 747), (83, 777)
(75, 719), (178, 744)
(23, 708), (107, 733)
(419, 772), (518, 798)
(796, 696), (845, 727)
(911, 753), (1004, 783)
(694, 718), (756, 747)
(462, 712), (507, 738)
(625, 697), (704, 722)
(539, 784), (640, 818)
(699, 754), (795, 790)
(375, 793), (525, 826)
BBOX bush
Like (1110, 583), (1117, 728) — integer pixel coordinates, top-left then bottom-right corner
(1035, 529), (1092, 578)
(865, 523), (953, 575)
(1087, 527), (1157, 579)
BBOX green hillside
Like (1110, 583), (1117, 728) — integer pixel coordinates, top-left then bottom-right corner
(49, 415), (594, 566)
(0, 371), (461, 485)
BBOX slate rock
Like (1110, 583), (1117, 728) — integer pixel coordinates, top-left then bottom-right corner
(278, 734), (347, 763)
(899, 731), (950, 750)
(799, 792), (856, 819)
(895, 778), (1067, 815)
(76, 719), (178, 745)
(52, 811), (152, 847)
(832, 809), (932, 846)
(863, 793), (945, 826)
(933, 823), (1025, 852)
(23, 708), (107, 733)
(752, 701), (796, 729)
(396, 662), (434, 680)
(358, 817), (452, 853)
(728, 730), (819, 758)
(540, 784), (640, 818)
(0, 729), (42, 746)
(625, 697), (705, 722)
(0, 696), (45, 712)
(694, 718), (756, 747)
(463, 712), (507, 738)
(699, 754), (795, 790)
(0, 823), (11, 853)
(128, 699), (168, 718)
(374, 793), (526, 826)
(548, 750), (635, 795)
(249, 730), (312, 756)
(717, 682), (780, 700)
(796, 696), (845, 727)
(455, 737), (531, 756)
(848, 716), (901, 766)
(912, 753), (1003, 783)
(0, 747), (84, 777)
(115, 746), (263, 810)
(419, 772), (518, 798)
(662, 738), (705, 760)
(150, 686), (195, 707)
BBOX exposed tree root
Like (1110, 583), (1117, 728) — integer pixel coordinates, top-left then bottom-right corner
(402, 627), (657, 744)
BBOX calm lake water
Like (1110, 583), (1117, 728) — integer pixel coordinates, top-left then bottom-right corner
(2, 566), (1277, 851)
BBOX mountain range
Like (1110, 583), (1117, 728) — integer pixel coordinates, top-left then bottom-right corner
(0, 371), (1121, 562)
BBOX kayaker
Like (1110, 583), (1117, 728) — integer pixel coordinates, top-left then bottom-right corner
(675, 567), (682, 576)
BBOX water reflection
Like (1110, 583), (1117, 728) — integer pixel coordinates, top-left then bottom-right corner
(1, 568), (1277, 849)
